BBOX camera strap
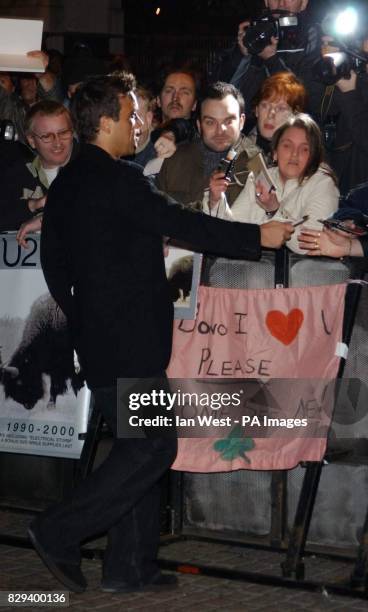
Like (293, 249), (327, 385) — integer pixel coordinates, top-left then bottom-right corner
(320, 85), (335, 122)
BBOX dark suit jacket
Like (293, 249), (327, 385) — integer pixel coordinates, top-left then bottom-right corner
(41, 143), (261, 387)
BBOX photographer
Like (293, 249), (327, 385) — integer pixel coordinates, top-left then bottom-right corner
(213, 0), (323, 117)
(327, 71), (368, 194)
(305, 2), (368, 193)
(319, 40), (368, 194)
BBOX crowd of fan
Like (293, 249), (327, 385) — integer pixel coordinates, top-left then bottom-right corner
(1, 0), (368, 254)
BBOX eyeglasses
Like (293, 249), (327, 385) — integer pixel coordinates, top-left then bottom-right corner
(258, 101), (292, 117)
(31, 128), (73, 143)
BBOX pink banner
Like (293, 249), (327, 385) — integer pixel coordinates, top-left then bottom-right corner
(167, 283), (347, 472)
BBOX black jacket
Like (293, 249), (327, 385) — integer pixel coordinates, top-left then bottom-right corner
(41, 144), (261, 387)
(327, 75), (368, 194)
(0, 140), (79, 232)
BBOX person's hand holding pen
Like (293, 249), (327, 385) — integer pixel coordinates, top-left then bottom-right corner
(255, 180), (279, 216)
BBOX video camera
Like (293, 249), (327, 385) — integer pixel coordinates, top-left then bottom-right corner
(314, 51), (367, 85)
(243, 10), (299, 55)
(313, 6), (368, 85)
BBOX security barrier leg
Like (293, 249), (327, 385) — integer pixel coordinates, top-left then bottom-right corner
(351, 506), (368, 588)
(281, 461), (323, 579)
(75, 398), (103, 483)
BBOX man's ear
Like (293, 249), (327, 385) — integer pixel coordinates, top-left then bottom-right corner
(99, 115), (113, 134)
(240, 113), (245, 131)
(156, 95), (161, 109)
(146, 110), (154, 130)
(196, 118), (202, 135)
(301, 0), (309, 10)
(26, 133), (36, 150)
(191, 99), (197, 112)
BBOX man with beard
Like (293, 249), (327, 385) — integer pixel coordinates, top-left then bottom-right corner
(157, 68), (198, 123)
(129, 68), (199, 173)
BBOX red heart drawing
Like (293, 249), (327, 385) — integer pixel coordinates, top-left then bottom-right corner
(266, 309), (304, 346)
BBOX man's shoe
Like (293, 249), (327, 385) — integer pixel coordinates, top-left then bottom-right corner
(101, 572), (178, 593)
(28, 522), (87, 593)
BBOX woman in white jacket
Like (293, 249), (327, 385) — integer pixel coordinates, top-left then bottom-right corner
(205, 114), (339, 254)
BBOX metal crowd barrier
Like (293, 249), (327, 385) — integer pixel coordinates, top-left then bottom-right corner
(1, 241), (368, 597)
(162, 249), (368, 598)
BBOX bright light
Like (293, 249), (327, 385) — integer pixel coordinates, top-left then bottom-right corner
(334, 7), (358, 36)
(155, 7), (161, 15)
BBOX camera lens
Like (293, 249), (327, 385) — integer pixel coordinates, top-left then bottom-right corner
(244, 20), (278, 55)
(313, 53), (352, 86)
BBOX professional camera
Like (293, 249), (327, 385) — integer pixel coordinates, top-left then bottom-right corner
(313, 51), (367, 85)
(243, 10), (298, 55)
(313, 6), (368, 85)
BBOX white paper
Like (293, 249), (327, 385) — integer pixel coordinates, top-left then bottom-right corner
(0, 18), (44, 72)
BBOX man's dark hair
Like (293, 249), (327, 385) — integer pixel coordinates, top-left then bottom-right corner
(25, 100), (72, 134)
(200, 82), (245, 116)
(158, 65), (201, 98)
(71, 72), (136, 142)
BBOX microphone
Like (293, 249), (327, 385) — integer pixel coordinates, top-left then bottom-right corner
(217, 147), (237, 181)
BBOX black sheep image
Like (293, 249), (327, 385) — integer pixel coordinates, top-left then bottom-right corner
(167, 255), (193, 303)
(0, 293), (83, 410)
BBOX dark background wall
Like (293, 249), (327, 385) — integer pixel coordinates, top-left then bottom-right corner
(0, 0), (344, 84)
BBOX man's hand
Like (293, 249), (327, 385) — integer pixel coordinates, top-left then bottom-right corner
(16, 216), (43, 249)
(260, 220), (294, 249)
(258, 36), (278, 60)
(237, 21), (250, 56)
(154, 133), (176, 159)
(27, 50), (49, 74)
(27, 50), (56, 92)
(209, 171), (229, 209)
(27, 195), (46, 213)
(336, 70), (357, 93)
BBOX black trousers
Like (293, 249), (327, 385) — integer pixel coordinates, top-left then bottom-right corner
(38, 385), (177, 585)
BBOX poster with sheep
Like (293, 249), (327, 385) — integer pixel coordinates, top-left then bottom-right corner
(0, 233), (90, 459)
(164, 246), (202, 319)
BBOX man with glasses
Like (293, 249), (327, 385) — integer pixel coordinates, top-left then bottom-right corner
(0, 100), (75, 236)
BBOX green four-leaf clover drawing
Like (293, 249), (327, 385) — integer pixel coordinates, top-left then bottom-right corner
(213, 425), (254, 463)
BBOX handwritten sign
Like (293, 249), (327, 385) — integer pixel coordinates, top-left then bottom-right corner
(167, 283), (346, 471)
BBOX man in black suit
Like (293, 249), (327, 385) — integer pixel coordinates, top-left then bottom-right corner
(28, 73), (293, 594)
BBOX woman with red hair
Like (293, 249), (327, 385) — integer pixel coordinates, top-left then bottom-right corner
(249, 71), (307, 160)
